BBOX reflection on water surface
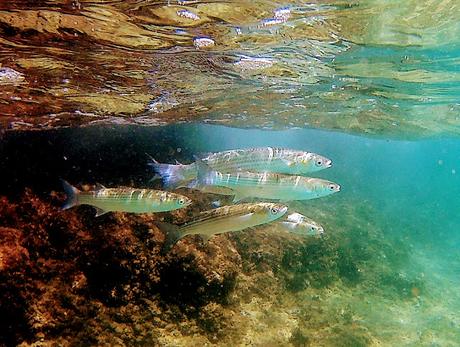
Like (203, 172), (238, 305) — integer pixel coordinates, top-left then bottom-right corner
(0, 0), (459, 136)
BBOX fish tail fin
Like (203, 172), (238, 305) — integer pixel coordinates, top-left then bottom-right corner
(61, 179), (80, 210)
(147, 154), (189, 188)
(156, 222), (183, 254)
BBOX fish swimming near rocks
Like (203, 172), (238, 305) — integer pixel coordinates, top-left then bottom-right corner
(149, 147), (332, 188)
(190, 161), (341, 202)
(278, 212), (324, 236)
(61, 180), (192, 216)
(159, 202), (288, 252)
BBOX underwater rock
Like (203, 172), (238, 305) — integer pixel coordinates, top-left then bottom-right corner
(0, 226), (33, 346)
(0, 227), (30, 274)
(0, 186), (430, 345)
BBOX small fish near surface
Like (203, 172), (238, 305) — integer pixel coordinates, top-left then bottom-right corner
(159, 202), (288, 252)
(61, 180), (192, 216)
(278, 212), (324, 237)
(190, 161), (341, 202)
(149, 147), (332, 188)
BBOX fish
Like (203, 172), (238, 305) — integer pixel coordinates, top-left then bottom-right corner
(190, 161), (341, 202)
(278, 212), (324, 237)
(61, 180), (192, 216)
(148, 147), (332, 188)
(159, 202), (288, 252)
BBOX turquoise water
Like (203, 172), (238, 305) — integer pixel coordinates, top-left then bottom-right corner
(177, 123), (460, 344)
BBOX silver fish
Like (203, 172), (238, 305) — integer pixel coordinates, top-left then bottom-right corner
(191, 161), (340, 202)
(160, 202), (288, 252)
(279, 212), (324, 236)
(61, 180), (191, 216)
(149, 147), (332, 188)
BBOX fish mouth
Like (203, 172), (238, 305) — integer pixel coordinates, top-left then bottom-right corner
(325, 160), (333, 168)
(280, 206), (289, 215)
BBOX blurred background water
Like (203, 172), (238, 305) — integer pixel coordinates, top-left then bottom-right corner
(1, 0), (460, 345)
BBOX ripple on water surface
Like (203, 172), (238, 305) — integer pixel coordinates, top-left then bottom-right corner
(0, 0), (459, 135)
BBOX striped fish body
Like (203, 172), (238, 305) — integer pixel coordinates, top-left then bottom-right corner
(161, 203), (288, 252)
(180, 202), (287, 238)
(78, 188), (190, 213)
(62, 181), (191, 216)
(195, 166), (341, 202)
(202, 147), (332, 175)
(149, 147), (332, 188)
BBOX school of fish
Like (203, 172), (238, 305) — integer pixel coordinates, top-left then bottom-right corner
(62, 147), (340, 252)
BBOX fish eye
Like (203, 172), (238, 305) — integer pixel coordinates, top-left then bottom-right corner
(316, 159), (323, 166)
(271, 207), (279, 214)
(329, 184), (336, 191)
(178, 198), (185, 205)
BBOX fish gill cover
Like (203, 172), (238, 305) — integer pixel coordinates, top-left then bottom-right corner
(1, 1), (460, 347)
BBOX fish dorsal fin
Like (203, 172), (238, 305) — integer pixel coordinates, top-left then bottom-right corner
(95, 183), (107, 190)
(94, 207), (108, 217)
(195, 152), (212, 160)
(174, 159), (183, 165)
(145, 152), (159, 164)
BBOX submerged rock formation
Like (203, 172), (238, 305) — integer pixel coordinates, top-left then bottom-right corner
(0, 187), (424, 346)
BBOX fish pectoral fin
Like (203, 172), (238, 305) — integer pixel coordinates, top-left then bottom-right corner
(236, 212), (254, 223)
(94, 207), (109, 217)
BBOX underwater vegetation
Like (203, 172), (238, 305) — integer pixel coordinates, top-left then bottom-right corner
(0, 187), (427, 346)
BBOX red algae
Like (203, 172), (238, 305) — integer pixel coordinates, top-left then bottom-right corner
(0, 189), (252, 345)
